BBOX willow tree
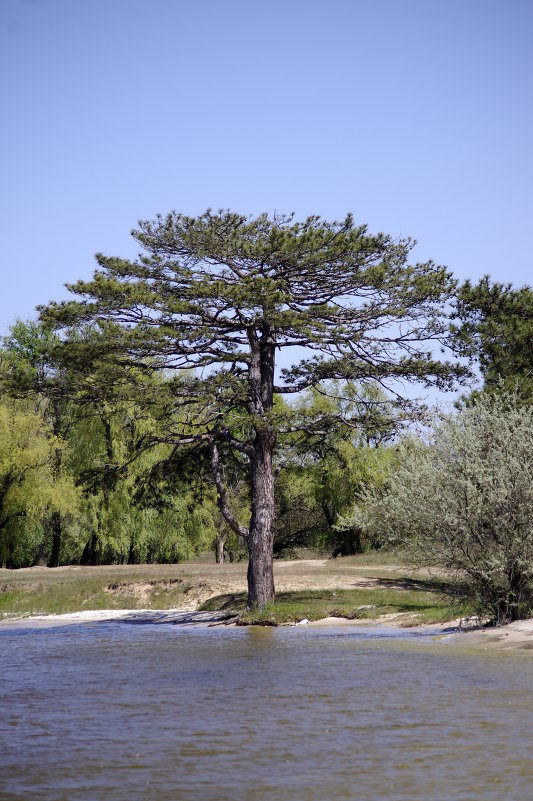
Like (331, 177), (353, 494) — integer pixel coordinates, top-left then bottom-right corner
(41, 210), (465, 608)
(1, 320), (73, 567)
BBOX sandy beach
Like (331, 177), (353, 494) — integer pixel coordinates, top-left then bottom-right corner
(308, 614), (533, 651)
(3, 606), (533, 651)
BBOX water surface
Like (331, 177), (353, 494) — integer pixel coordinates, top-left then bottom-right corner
(1, 620), (532, 800)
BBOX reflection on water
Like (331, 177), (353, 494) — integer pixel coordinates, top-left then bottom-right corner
(1, 621), (533, 800)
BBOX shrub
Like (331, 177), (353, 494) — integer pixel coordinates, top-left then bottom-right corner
(356, 392), (533, 623)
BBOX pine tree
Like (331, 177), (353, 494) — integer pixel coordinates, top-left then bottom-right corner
(41, 210), (466, 607)
(453, 276), (533, 402)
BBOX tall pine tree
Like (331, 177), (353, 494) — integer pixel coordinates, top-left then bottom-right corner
(41, 210), (465, 607)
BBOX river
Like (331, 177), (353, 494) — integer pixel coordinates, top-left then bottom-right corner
(1, 619), (532, 800)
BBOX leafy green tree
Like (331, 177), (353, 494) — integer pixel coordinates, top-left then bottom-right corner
(2, 319), (75, 566)
(1, 322), (215, 568)
(272, 467), (320, 557)
(311, 441), (397, 556)
(67, 398), (215, 565)
(276, 383), (399, 555)
(0, 397), (78, 567)
(67, 406), (132, 565)
(453, 276), (533, 401)
(41, 210), (465, 607)
(356, 392), (533, 622)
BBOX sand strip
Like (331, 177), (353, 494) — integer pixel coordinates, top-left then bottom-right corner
(3, 609), (533, 651)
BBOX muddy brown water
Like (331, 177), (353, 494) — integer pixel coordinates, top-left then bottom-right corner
(1, 620), (532, 800)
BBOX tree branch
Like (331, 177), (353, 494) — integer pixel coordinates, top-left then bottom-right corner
(220, 427), (255, 457)
(209, 439), (249, 540)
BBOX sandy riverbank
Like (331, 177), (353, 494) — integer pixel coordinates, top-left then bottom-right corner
(0, 555), (447, 620)
(310, 614), (533, 651)
(0, 608), (235, 629)
(3, 607), (533, 651)
(441, 618), (533, 652)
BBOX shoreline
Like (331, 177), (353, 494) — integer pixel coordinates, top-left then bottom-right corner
(3, 608), (533, 651)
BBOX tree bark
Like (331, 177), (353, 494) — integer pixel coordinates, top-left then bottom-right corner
(47, 399), (62, 568)
(247, 433), (276, 608)
(127, 532), (139, 564)
(245, 328), (277, 609)
(48, 511), (61, 568)
(211, 327), (277, 608)
(80, 532), (102, 566)
(215, 536), (225, 564)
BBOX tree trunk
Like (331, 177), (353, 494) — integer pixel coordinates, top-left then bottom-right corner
(215, 536), (225, 564)
(80, 532), (102, 566)
(208, 327), (278, 608)
(127, 532), (138, 564)
(244, 328), (278, 609)
(47, 400), (63, 568)
(33, 537), (49, 567)
(48, 511), (61, 568)
(246, 434), (276, 609)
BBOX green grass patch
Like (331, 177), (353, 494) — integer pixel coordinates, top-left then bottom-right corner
(200, 586), (469, 626)
(0, 576), (191, 617)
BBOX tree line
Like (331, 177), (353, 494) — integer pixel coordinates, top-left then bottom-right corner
(1, 210), (532, 617)
(0, 321), (399, 571)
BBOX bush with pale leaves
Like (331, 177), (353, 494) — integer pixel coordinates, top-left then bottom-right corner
(357, 392), (533, 622)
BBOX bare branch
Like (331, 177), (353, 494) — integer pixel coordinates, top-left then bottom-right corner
(209, 439), (249, 540)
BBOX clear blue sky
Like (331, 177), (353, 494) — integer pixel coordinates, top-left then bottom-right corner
(2, 0), (532, 341)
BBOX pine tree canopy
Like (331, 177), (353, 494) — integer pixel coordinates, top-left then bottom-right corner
(41, 210), (464, 406)
(453, 275), (533, 402)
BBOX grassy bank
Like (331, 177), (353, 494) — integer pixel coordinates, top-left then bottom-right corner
(201, 587), (464, 626)
(0, 555), (467, 624)
(0, 573), (194, 617)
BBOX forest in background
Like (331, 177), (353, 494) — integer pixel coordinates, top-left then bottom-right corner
(0, 318), (398, 570)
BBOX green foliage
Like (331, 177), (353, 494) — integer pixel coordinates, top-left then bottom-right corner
(1, 319), (81, 566)
(357, 392), (533, 622)
(0, 398), (79, 567)
(275, 383), (399, 555)
(453, 276), (533, 402)
(68, 402), (216, 566)
(273, 467), (320, 556)
(39, 210), (465, 488)
(136, 499), (215, 564)
(41, 210), (465, 411)
(315, 442), (397, 555)
(1, 318), (60, 393)
(0, 320), (218, 568)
